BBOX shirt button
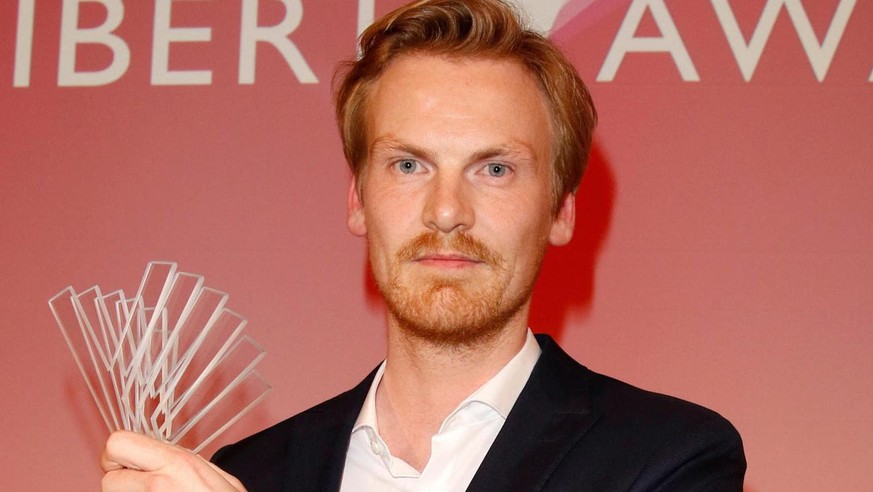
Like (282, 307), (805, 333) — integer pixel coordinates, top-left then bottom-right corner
(370, 440), (381, 455)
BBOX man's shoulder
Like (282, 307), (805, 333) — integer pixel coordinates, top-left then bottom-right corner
(529, 335), (745, 490)
(536, 333), (738, 433)
(592, 368), (735, 425)
(585, 368), (743, 453)
(578, 371), (745, 489)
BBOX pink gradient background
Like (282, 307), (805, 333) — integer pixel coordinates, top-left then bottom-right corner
(1, 1), (871, 490)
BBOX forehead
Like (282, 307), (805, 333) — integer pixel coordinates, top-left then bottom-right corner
(365, 54), (553, 155)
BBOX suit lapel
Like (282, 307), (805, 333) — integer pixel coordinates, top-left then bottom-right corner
(466, 335), (601, 492)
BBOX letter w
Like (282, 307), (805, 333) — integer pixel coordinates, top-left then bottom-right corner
(712, 0), (856, 82)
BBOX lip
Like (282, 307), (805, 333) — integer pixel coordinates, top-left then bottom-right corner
(413, 253), (483, 269)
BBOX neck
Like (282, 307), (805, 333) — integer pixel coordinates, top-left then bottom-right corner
(374, 309), (530, 471)
(385, 320), (528, 398)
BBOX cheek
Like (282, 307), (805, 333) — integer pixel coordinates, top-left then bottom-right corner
(366, 236), (394, 287)
(363, 204), (408, 268)
(483, 199), (552, 246)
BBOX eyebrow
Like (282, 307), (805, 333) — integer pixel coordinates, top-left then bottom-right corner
(370, 136), (537, 164)
(470, 144), (536, 163)
(370, 137), (435, 163)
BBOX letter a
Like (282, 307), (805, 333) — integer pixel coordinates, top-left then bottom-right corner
(597, 0), (699, 82)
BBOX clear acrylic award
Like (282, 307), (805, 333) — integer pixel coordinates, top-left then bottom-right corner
(49, 261), (271, 453)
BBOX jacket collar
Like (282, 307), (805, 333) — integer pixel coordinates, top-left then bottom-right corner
(465, 334), (600, 492)
(290, 334), (598, 492)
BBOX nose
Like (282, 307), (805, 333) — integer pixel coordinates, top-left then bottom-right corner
(422, 172), (474, 234)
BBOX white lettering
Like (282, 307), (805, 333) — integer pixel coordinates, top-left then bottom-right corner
(57, 0), (130, 87)
(712, 0), (856, 82)
(518, 0), (574, 35)
(239, 0), (317, 84)
(358, 0), (375, 37)
(152, 0), (213, 85)
(13, 0), (36, 87)
(597, 0), (699, 82)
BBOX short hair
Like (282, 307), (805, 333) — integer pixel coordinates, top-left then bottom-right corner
(335, 0), (597, 211)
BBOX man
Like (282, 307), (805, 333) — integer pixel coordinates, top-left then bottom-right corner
(101, 0), (746, 490)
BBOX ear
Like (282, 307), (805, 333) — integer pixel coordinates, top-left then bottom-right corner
(548, 192), (575, 246)
(347, 176), (367, 237)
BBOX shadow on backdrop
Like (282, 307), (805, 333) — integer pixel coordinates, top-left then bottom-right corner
(529, 142), (615, 341)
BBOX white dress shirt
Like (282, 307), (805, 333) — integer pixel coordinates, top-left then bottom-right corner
(339, 330), (542, 491)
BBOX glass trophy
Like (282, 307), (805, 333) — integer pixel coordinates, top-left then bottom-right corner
(49, 261), (271, 453)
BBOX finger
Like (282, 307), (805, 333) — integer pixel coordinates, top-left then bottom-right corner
(101, 430), (185, 472)
(100, 431), (246, 491)
(101, 468), (149, 492)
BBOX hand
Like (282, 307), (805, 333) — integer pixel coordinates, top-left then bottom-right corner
(101, 430), (246, 491)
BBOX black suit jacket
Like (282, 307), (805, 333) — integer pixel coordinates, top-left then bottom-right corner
(213, 335), (746, 491)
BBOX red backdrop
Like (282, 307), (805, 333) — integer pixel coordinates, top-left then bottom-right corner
(2, 0), (871, 490)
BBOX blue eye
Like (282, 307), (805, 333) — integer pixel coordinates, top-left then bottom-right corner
(487, 164), (507, 177)
(396, 159), (417, 174)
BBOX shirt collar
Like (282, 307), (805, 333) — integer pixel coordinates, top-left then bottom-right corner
(448, 329), (541, 421)
(352, 360), (385, 433)
(352, 329), (542, 434)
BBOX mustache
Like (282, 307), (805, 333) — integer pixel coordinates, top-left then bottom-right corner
(395, 232), (502, 266)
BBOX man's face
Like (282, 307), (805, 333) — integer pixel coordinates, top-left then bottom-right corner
(347, 54), (575, 346)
